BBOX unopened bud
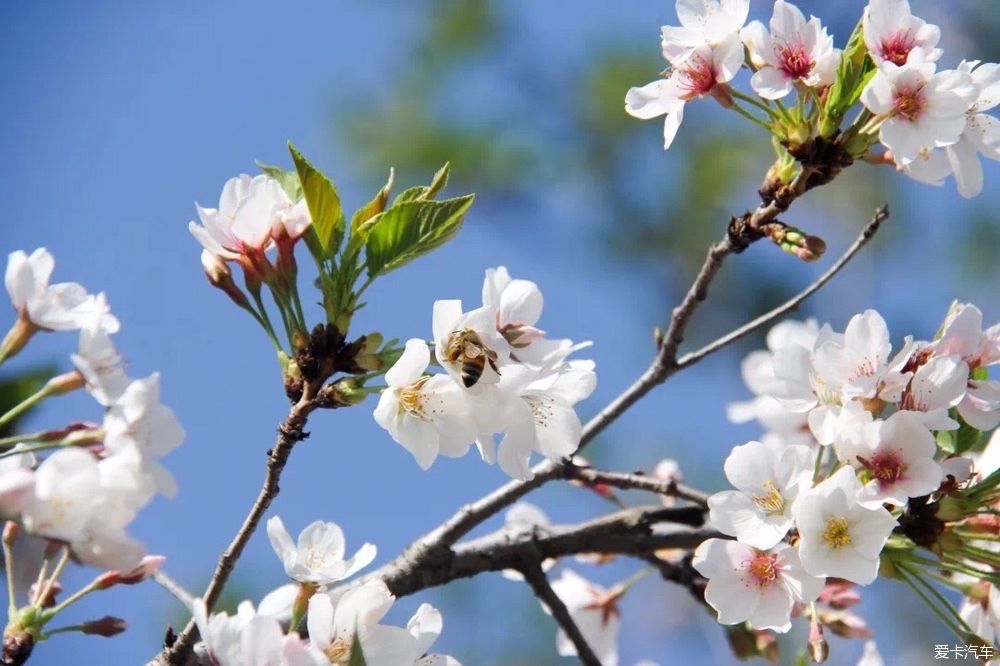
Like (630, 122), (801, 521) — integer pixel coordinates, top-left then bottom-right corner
(95, 555), (166, 590)
(817, 579), (861, 609)
(0, 316), (39, 365)
(821, 610), (872, 640)
(45, 370), (85, 396)
(81, 616), (127, 637)
(844, 131), (877, 158)
(3, 522), (19, 546)
(201, 250), (251, 309)
(28, 581), (61, 609)
(317, 379), (368, 408)
(808, 616), (829, 663)
(766, 224), (827, 262)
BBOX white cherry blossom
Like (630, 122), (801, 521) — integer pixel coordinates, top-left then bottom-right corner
(898, 354), (967, 430)
(266, 516), (376, 587)
(935, 303), (1000, 430)
(863, 0), (942, 67)
(71, 294), (130, 406)
(794, 467), (897, 585)
(693, 540), (824, 632)
(5, 248), (119, 332)
(307, 580), (461, 666)
(432, 300), (510, 390)
(740, 0), (839, 100)
(0, 446), (35, 518)
(707, 440), (813, 549)
(861, 50), (978, 165)
(102, 373), (185, 498)
(660, 0), (750, 62)
(373, 338), (477, 470)
(482, 266), (589, 369)
(487, 361), (596, 480)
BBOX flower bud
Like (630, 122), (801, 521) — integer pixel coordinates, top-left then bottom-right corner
(201, 250), (251, 310)
(95, 555), (165, 589)
(44, 370), (85, 396)
(821, 610), (871, 640)
(27, 581), (61, 608)
(808, 616), (829, 663)
(0, 316), (39, 365)
(81, 616), (127, 637)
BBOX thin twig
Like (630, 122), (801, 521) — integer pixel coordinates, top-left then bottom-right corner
(153, 571), (195, 609)
(676, 205), (890, 370)
(521, 564), (602, 666)
(163, 392), (318, 663)
(562, 464), (710, 507)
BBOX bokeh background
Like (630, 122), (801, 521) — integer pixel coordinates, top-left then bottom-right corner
(1, 1), (998, 664)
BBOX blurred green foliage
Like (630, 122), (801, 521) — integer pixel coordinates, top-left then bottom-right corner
(0, 366), (56, 438)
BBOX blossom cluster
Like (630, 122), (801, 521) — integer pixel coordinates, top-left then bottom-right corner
(192, 516), (460, 665)
(626, 0), (1000, 198)
(695, 302), (999, 653)
(0, 248), (183, 657)
(374, 267), (596, 480)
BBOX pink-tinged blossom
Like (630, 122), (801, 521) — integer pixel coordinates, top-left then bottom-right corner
(837, 410), (944, 508)
(693, 540), (824, 633)
(794, 467), (897, 585)
(942, 60), (1000, 198)
(708, 441), (813, 549)
(626, 37), (743, 150)
(861, 49), (978, 165)
(740, 0), (839, 100)
(189, 174), (311, 262)
(71, 295), (130, 406)
(863, 0), (942, 67)
(5, 249), (119, 332)
(266, 516), (376, 587)
(898, 354), (968, 430)
(936, 303), (1000, 429)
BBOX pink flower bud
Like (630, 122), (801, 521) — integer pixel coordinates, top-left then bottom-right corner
(95, 555), (165, 589)
(81, 616), (128, 637)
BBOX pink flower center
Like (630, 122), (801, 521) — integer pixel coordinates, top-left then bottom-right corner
(776, 41), (813, 80)
(880, 32), (916, 67)
(869, 450), (905, 485)
(744, 553), (780, 588)
(893, 85), (926, 121)
(677, 54), (718, 100)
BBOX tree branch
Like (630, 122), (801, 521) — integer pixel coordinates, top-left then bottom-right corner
(521, 564), (602, 666)
(675, 204), (890, 371)
(161, 391), (319, 664)
(153, 570), (195, 609)
(561, 463), (710, 507)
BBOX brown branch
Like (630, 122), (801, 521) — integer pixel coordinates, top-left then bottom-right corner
(561, 463), (710, 507)
(675, 204), (890, 371)
(521, 565), (602, 666)
(161, 391), (319, 664)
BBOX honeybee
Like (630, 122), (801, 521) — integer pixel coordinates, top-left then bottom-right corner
(443, 328), (500, 388)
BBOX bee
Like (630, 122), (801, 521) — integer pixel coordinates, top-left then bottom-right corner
(443, 328), (500, 388)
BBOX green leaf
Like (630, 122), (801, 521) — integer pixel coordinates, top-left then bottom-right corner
(350, 168), (396, 237)
(937, 429), (956, 455)
(289, 142), (345, 261)
(365, 194), (475, 277)
(255, 161), (303, 201)
(392, 185), (431, 206)
(819, 18), (874, 137)
(347, 631), (368, 666)
(426, 162), (450, 199)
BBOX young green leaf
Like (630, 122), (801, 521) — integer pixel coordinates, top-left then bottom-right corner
(389, 163), (451, 206)
(289, 142), (345, 261)
(365, 194), (475, 277)
(255, 161), (303, 201)
(351, 168), (396, 237)
(819, 18), (874, 138)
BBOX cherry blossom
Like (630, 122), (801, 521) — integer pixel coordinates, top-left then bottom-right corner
(707, 440), (813, 549)
(863, 0), (942, 67)
(102, 373), (185, 498)
(306, 580), (461, 665)
(432, 300), (510, 390)
(740, 0), (839, 100)
(266, 516), (376, 587)
(487, 361), (596, 480)
(189, 174), (311, 262)
(373, 338), (477, 470)
(794, 467), (897, 585)
(897, 354), (967, 430)
(481, 266), (589, 369)
(5, 249), (119, 332)
(192, 598), (314, 666)
(694, 540), (824, 632)
(71, 295), (130, 407)
(625, 38), (743, 150)
(861, 49), (978, 165)
(0, 447), (36, 519)
(660, 0), (750, 62)
(837, 410), (944, 507)
(546, 569), (621, 666)
(934, 303), (1000, 429)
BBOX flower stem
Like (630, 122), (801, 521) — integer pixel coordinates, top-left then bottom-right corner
(895, 563), (969, 639)
(0, 384), (55, 431)
(3, 523), (18, 615)
(41, 579), (100, 621)
(728, 102), (773, 131)
(729, 89), (778, 117)
(34, 547), (70, 611)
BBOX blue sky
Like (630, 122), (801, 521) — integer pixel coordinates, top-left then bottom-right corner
(1, 1), (998, 664)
